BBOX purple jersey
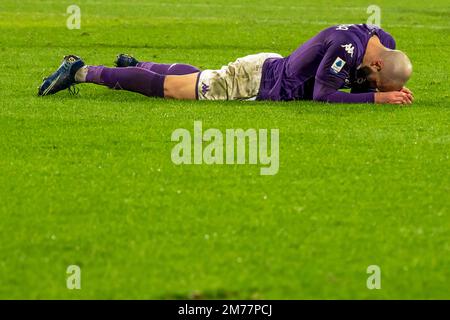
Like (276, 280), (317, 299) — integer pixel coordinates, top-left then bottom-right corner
(257, 24), (396, 103)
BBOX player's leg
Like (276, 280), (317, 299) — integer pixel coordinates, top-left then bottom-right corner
(115, 54), (200, 76)
(38, 55), (199, 100)
(77, 65), (167, 98)
(77, 65), (198, 99)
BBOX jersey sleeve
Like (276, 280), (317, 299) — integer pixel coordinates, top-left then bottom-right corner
(377, 28), (396, 50)
(350, 84), (376, 94)
(313, 36), (375, 103)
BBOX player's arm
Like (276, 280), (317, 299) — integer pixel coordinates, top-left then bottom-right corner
(315, 83), (412, 104)
(350, 86), (413, 104)
(313, 42), (375, 103)
(314, 83), (375, 103)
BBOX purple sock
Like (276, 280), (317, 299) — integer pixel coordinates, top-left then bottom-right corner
(136, 62), (200, 75)
(86, 66), (165, 98)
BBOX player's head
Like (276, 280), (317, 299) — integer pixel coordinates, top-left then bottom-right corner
(365, 49), (413, 92)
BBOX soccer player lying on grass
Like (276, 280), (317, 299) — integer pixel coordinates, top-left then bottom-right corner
(38, 24), (413, 105)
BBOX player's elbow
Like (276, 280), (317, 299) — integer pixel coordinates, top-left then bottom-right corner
(312, 90), (329, 102)
(313, 84), (337, 102)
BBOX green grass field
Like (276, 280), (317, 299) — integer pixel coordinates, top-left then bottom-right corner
(0, 0), (449, 299)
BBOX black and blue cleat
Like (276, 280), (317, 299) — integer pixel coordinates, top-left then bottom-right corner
(38, 55), (85, 96)
(114, 53), (139, 67)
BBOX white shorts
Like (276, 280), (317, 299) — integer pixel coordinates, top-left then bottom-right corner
(197, 52), (282, 101)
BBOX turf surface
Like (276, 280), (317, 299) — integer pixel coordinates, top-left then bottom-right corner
(0, 0), (449, 299)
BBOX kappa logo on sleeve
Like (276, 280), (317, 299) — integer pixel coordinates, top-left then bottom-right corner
(341, 43), (355, 57)
(331, 57), (346, 73)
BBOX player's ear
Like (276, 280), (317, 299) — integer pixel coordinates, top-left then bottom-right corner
(371, 60), (383, 72)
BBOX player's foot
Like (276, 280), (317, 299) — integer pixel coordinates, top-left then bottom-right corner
(38, 55), (85, 96)
(115, 54), (139, 67)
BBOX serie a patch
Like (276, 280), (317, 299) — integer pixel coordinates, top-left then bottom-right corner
(331, 57), (346, 73)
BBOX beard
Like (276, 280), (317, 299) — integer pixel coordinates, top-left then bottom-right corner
(357, 66), (376, 89)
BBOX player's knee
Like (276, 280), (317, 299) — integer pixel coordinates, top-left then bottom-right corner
(163, 84), (176, 99)
(163, 78), (182, 99)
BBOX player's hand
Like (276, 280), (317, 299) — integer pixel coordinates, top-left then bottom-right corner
(400, 87), (414, 103)
(400, 86), (413, 96)
(375, 91), (413, 105)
